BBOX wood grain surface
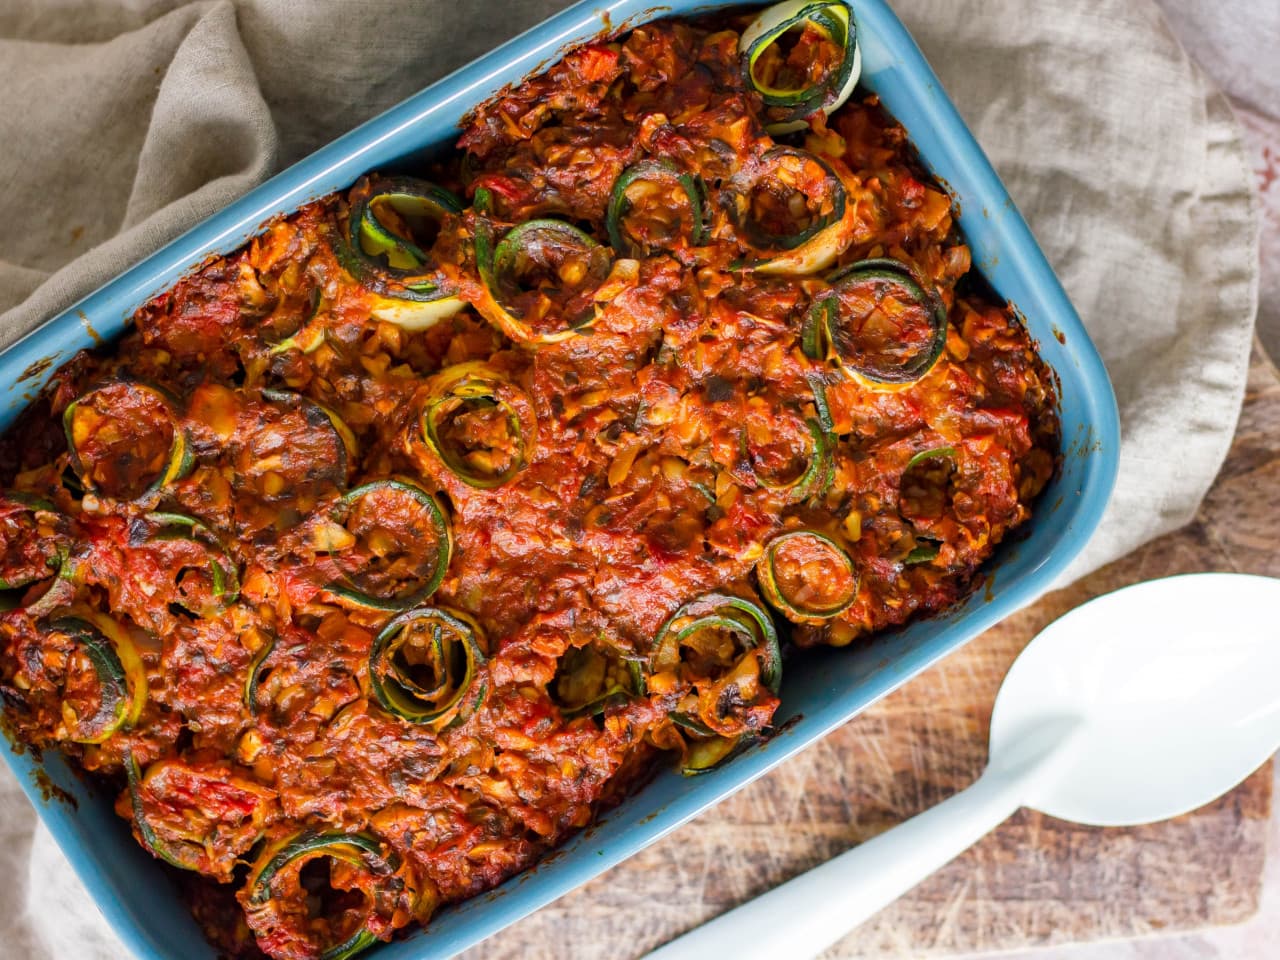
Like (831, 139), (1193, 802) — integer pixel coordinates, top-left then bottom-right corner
(461, 345), (1280, 960)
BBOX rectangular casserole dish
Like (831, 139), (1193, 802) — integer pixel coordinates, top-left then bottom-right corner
(0, 1), (1120, 957)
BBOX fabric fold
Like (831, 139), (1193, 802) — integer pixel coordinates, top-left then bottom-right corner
(0, 0), (275, 352)
(123, 0), (276, 229)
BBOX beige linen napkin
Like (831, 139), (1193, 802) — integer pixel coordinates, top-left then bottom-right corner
(0, 0), (1259, 956)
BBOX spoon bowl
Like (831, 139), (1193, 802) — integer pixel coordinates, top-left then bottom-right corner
(993, 573), (1280, 825)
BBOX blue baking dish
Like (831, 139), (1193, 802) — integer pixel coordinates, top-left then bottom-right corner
(0, 1), (1119, 957)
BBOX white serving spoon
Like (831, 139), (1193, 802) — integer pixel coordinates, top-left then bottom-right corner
(646, 573), (1280, 960)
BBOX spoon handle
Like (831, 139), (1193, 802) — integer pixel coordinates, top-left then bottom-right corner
(644, 767), (1025, 960)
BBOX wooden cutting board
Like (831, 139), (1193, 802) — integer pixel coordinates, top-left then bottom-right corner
(462, 346), (1280, 959)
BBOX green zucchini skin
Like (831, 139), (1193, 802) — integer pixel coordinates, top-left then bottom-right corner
(740, 1), (861, 133)
(124, 754), (209, 872)
(476, 218), (612, 344)
(904, 540), (942, 565)
(670, 714), (758, 776)
(125, 753), (168, 862)
(681, 731), (750, 776)
(726, 146), (855, 276)
(248, 831), (390, 903)
(259, 388), (358, 491)
(319, 478), (452, 613)
(335, 175), (468, 330)
(905, 446), (957, 470)
(900, 446), (957, 566)
(750, 417), (833, 504)
(652, 592), (781, 774)
(551, 643), (643, 719)
(606, 159), (710, 257)
(652, 592), (782, 692)
(1, 491), (55, 512)
(267, 286), (327, 356)
(803, 257), (949, 384)
(140, 511), (241, 613)
(730, 148), (847, 252)
(418, 362), (533, 489)
(18, 554), (79, 618)
(247, 830), (400, 960)
(45, 614), (146, 744)
(62, 380), (192, 501)
(339, 176), (463, 302)
(243, 634), (276, 715)
(368, 605), (488, 729)
(756, 529), (858, 623)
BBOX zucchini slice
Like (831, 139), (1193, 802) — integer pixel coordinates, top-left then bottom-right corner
(905, 445), (957, 470)
(44, 610), (147, 745)
(606, 160), (710, 258)
(749, 416), (832, 503)
(125, 753), (272, 880)
(740, 0), (861, 134)
(680, 730), (748, 776)
(369, 605), (488, 729)
(266, 286), (327, 357)
(63, 380), (192, 501)
(726, 147), (855, 276)
(899, 444), (957, 564)
(474, 219), (613, 343)
(904, 539), (942, 565)
(652, 591), (781, 771)
(417, 362), (535, 489)
(757, 529), (858, 623)
(254, 388), (358, 495)
(0, 490), (78, 616)
(803, 258), (948, 385)
(652, 592), (782, 692)
(551, 642), (643, 719)
(136, 512), (240, 617)
(8, 553), (78, 618)
(246, 829), (411, 960)
(339, 175), (467, 330)
(317, 478), (452, 613)
(0, 492), (71, 602)
(243, 633), (276, 714)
